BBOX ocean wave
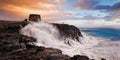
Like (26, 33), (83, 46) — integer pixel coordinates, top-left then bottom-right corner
(20, 22), (120, 60)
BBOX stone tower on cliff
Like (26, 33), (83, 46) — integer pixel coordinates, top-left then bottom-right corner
(29, 14), (41, 22)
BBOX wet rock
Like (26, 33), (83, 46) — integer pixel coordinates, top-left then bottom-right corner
(101, 58), (106, 60)
(0, 20), (28, 33)
(70, 55), (89, 60)
(53, 23), (83, 42)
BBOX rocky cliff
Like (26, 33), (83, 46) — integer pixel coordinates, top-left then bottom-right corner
(0, 20), (92, 60)
(52, 23), (83, 42)
(0, 20), (90, 60)
(1, 19), (108, 60)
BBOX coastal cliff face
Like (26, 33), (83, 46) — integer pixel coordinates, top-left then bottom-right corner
(0, 20), (90, 60)
(53, 23), (83, 42)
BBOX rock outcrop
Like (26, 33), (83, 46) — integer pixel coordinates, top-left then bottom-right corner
(53, 23), (83, 42)
(70, 55), (89, 60)
(0, 20), (90, 60)
(0, 20), (28, 33)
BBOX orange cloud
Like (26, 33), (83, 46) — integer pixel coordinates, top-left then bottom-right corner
(0, 0), (67, 21)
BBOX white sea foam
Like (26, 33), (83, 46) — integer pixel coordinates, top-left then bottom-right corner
(20, 22), (120, 60)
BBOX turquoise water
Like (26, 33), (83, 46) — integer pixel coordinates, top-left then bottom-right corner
(81, 28), (120, 41)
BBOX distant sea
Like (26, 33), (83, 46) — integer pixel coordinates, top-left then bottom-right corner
(81, 28), (120, 41)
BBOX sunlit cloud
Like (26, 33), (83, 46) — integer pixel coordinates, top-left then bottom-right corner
(0, 0), (69, 21)
(0, 0), (120, 23)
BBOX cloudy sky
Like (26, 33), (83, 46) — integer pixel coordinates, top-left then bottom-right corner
(0, 0), (120, 28)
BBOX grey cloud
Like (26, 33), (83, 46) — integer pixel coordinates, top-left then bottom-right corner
(94, 5), (111, 10)
(94, 2), (120, 11)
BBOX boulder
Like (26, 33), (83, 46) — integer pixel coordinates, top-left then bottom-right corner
(70, 55), (89, 60)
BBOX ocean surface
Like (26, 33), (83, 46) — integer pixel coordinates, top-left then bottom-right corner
(81, 28), (120, 41)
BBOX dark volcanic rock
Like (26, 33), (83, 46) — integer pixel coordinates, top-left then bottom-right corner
(0, 20), (29, 53)
(0, 20), (29, 33)
(53, 23), (83, 42)
(0, 20), (93, 60)
(101, 58), (106, 60)
(70, 55), (89, 60)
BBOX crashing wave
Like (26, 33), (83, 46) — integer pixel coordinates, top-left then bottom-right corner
(20, 21), (120, 60)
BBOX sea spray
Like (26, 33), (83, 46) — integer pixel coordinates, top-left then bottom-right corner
(20, 22), (120, 60)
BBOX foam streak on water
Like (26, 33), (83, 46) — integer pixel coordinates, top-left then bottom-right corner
(20, 22), (120, 60)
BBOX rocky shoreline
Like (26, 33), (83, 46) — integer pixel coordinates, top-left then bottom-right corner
(0, 20), (107, 60)
(0, 20), (92, 60)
